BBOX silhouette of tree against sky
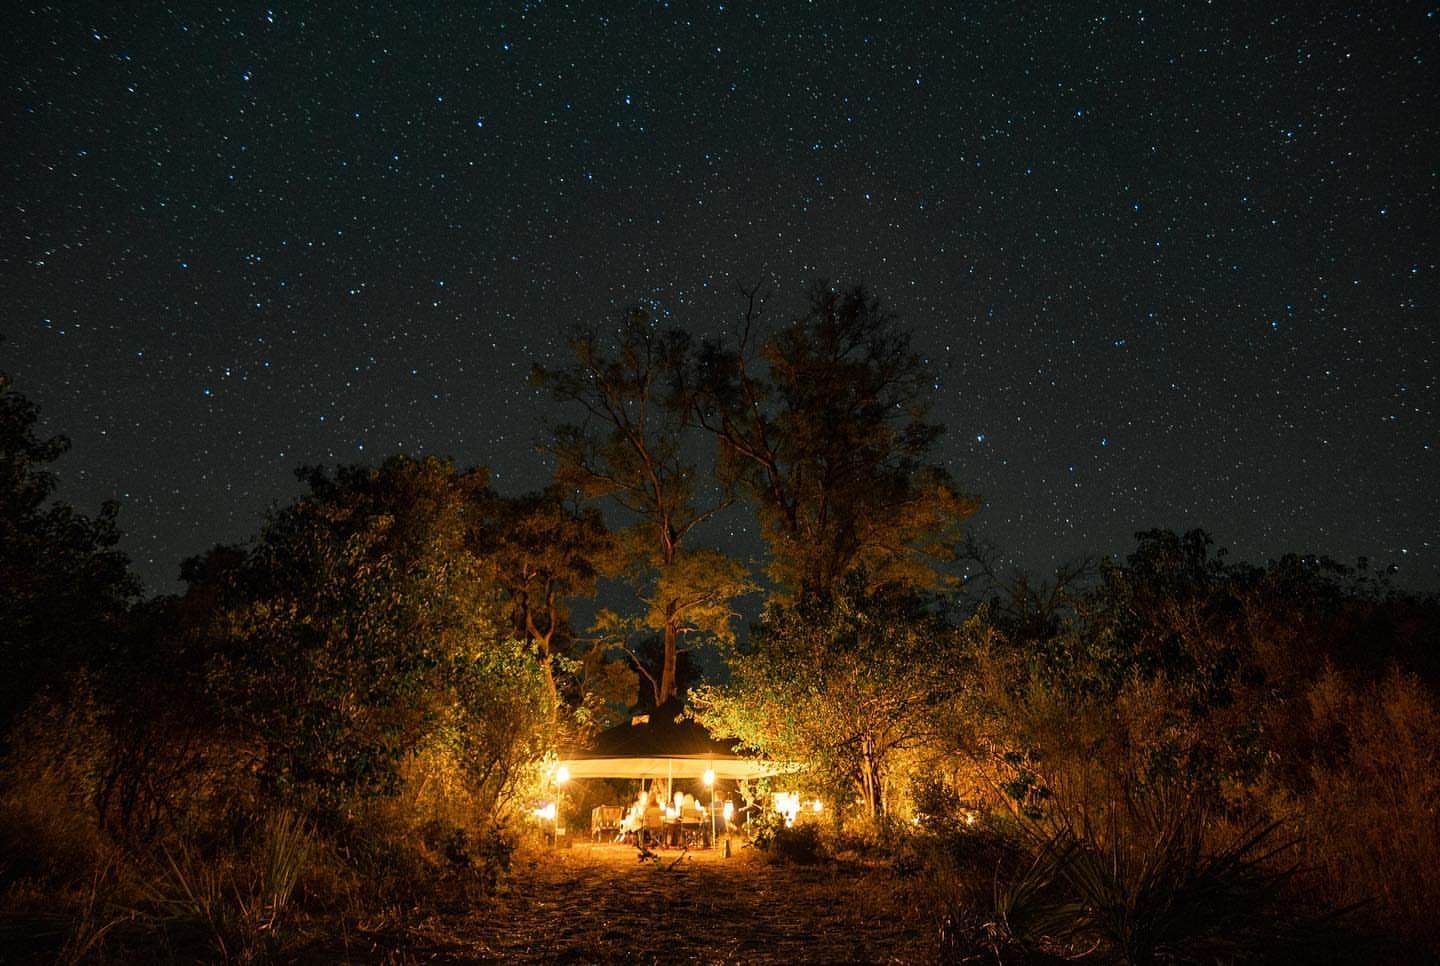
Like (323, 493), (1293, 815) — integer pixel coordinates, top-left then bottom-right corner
(534, 312), (751, 707)
(688, 282), (978, 598)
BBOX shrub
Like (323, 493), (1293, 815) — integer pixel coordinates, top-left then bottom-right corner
(1285, 665), (1440, 956)
(746, 806), (786, 851)
(138, 808), (317, 962)
(0, 688), (110, 890)
(419, 818), (515, 899)
(768, 823), (826, 865)
(990, 796), (1363, 965)
(908, 772), (965, 834)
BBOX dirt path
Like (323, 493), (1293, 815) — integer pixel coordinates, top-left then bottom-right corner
(402, 841), (940, 964)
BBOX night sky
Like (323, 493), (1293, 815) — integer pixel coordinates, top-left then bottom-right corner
(4, 2), (1437, 595)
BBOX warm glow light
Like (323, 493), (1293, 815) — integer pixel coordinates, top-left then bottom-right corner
(811, 800), (823, 813)
(774, 791), (802, 826)
(703, 767), (715, 787)
(555, 765), (570, 784)
(674, 790), (684, 809)
(722, 801), (734, 822)
(537, 802), (556, 821)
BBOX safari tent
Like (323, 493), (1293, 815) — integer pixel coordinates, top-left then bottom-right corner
(556, 703), (786, 782)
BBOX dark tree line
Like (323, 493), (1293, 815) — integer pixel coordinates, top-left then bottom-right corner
(0, 370), (136, 740)
(0, 280), (975, 847)
(2, 282), (1438, 961)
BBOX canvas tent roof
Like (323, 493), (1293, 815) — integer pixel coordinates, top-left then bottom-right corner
(557, 704), (786, 781)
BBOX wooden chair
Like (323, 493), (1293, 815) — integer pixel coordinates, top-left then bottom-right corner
(590, 805), (624, 842)
(641, 804), (664, 849)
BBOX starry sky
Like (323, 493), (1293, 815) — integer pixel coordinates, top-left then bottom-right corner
(3, 2), (1437, 595)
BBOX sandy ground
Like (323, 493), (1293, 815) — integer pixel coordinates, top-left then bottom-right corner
(397, 840), (940, 964)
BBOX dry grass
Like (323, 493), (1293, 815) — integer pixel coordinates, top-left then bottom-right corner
(338, 840), (940, 964)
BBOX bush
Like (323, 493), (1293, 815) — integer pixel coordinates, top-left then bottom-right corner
(767, 823), (827, 865)
(889, 817), (1031, 961)
(418, 819), (515, 899)
(1284, 665), (1440, 957)
(0, 689), (111, 890)
(989, 796), (1364, 965)
(908, 773), (964, 834)
(123, 808), (320, 963)
(745, 806), (786, 851)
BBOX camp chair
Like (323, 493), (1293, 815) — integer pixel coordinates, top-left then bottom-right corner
(590, 804), (624, 842)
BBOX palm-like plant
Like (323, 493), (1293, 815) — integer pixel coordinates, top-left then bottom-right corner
(995, 791), (1361, 964)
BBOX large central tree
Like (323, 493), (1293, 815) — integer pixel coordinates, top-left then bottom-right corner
(534, 311), (751, 707)
(690, 282), (978, 597)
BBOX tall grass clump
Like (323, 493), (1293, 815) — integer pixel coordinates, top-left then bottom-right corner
(1279, 665), (1440, 956)
(992, 794), (1361, 965)
(143, 808), (316, 962)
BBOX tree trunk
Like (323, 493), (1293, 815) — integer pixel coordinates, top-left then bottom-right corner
(658, 618), (679, 706)
(525, 610), (561, 711)
(858, 737), (884, 820)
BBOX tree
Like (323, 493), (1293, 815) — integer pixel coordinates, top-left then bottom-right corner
(478, 486), (615, 705)
(690, 282), (978, 597)
(957, 530), (1275, 824)
(534, 311), (752, 707)
(199, 456), (550, 820)
(0, 368), (136, 738)
(690, 575), (963, 821)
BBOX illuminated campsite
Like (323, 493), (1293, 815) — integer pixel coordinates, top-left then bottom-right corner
(3, 3), (1437, 963)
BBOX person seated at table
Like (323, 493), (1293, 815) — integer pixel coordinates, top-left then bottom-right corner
(641, 798), (664, 849)
(677, 793), (704, 846)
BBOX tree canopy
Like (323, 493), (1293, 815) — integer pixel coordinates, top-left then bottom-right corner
(691, 576), (964, 820)
(690, 283), (978, 596)
(195, 456), (551, 818)
(534, 310), (752, 707)
(0, 369), (136, 737)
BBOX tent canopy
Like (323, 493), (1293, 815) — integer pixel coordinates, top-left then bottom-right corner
(557, 703), (787, 781)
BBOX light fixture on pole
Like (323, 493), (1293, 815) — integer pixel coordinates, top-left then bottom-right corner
(703, 767), (716, 847)
(554, 765), (570, 847)
(722, 799), (734, 857)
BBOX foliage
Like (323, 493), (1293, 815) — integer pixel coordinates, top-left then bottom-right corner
(534, 310), (752, 705)
(147, 809), (315, 962)
(416, 818), (515, 899)
(195, 456), (550, 822)
(908, 773), (965, 834)
(690, 282), (978, 596)
(961, 531), (1278, 825)
(85, 595), (244, 841)
(991, 798), (1357, 965)
(952, 528), (1439, 961)
(0, 370), (137, 738)
(692, 576), (963, 820)
(0, 682), (112, 889)
(766, 823), (827, 865)
(478, 485), (618, 708)
(1282, 665), (1440, 953)
(416, 637), (554, 822)
(745, 803), (786, 851)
